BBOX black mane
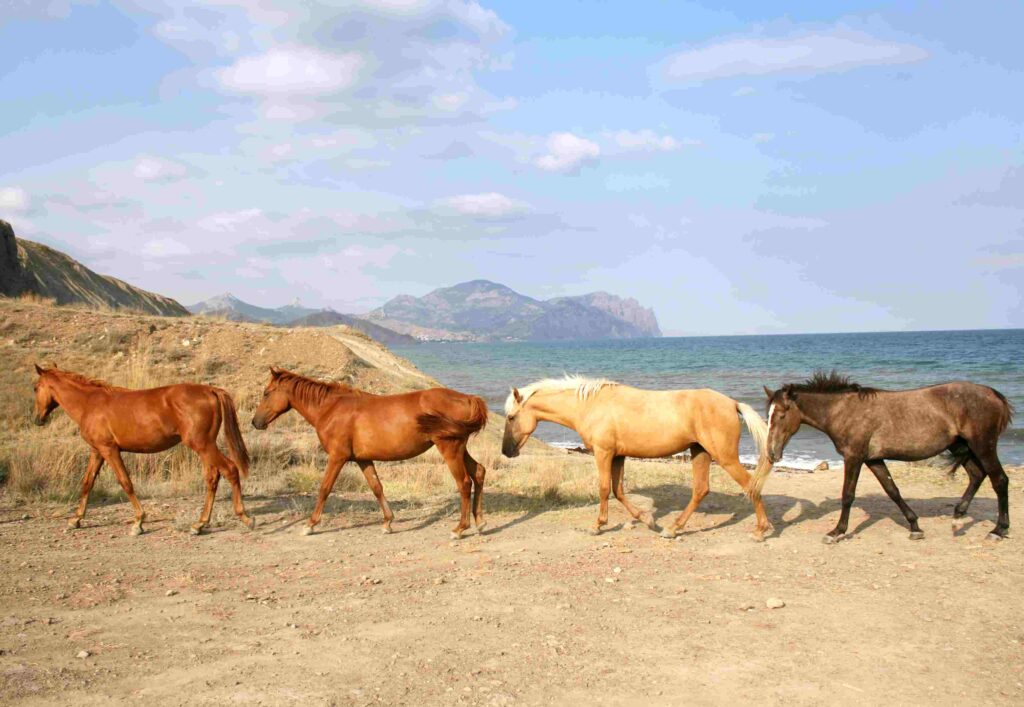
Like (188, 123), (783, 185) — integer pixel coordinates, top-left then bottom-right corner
(782, 370), (878, 398)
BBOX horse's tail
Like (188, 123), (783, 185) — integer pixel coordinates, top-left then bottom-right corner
(991, 386), (1014, 436)
(944, 439), (973, 478)
(215, 388), (250, 478)
(417, 394), (489, 441)
(737, 402), (772, 501)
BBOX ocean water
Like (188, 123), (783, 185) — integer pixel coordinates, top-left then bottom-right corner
(392, 329), (1024, 467)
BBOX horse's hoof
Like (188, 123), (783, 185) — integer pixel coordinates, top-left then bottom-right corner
(129, 525), (144, 537)
(67, 518), (81, 530)
(623, 519), (635, 530)
(750, 533), (766, 543)
(382, 525), (393, 535)
(190, 525), (203, 536)
(951, 517), (967, 532)
(659, 528), (677, 540)
(588, 527), (603, 537)
(908, 531), (925, 541)
(822, 534), (840, 545)
(449, 531), (462, 541)
(475, 522), (487, 535)
(244, 518), (256, 531)
(642, 513), (658, 531)
(986, 532), (1006, 541)
(301, 525), (314, 536)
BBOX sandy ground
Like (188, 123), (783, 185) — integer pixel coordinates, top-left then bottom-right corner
(2, 467), (1023, 706)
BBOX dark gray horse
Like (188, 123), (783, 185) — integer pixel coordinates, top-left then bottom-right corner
(761, 371), (1013, 543)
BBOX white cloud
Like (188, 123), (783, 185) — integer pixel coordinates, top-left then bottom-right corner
(198, 208), (264, 233)
(733, 86), (756, 96)
(432, 92), (470, 112)
(753, 132), (775, 143)
(535, 132), (600, 173)
(439, 192), (528, 218)
(662, 30), (928, 82)
(0, 186), (30, 212)
(217, 47), (365, 95)
(133, 156), (187, 182)
(141, 238), (191, 258)
(611, 130), (685, 152)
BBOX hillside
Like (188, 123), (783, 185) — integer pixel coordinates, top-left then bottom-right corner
(286, 310), (417, 345)
(0, 220), (189, 316)
(365, 279), (661, 341)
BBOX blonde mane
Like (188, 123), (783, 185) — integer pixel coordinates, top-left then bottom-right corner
(504, 374), (617, 415)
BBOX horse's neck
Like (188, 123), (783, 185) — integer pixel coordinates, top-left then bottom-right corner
(798, 393), (846, 437)
(287, 388), (335, 427)
(529, 391), (581, 432)
(51, 378), (96, 424)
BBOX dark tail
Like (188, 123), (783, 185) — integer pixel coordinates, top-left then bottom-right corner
(944, 438), (973, 478)
(215, 388), (250, 477)
(991, 387), (1014, 436)
(417, 395), (488, 441)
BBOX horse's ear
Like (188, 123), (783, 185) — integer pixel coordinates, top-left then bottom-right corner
(34, 363), (44, 375)
(270, 366), (282, 378)
(512, 387), (523, 404)
(762, 385), (774, 399)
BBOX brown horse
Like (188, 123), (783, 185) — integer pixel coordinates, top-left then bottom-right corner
(763, 371), (1014, 542)
(502, 375), (775, 539)
(251, 368), (488, 538)
(31, 365), (254, 536)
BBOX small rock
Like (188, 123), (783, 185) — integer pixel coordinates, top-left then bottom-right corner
(766, 597), (786, 609)
(612, 566), (622, 574)
(738, 602), (756, 611)
(76, 650), (91, 659)
(165, 590), (178, 597)
(433, 577), (446, 586)
(814, 461), (829, 471)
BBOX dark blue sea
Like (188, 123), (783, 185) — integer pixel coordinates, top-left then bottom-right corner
(392, 329), (1024, 466)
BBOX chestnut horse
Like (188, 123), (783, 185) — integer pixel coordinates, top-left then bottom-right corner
(32, 365), (254, 536)
(251, 368), (488, 538)
(502, 375), (775, 539)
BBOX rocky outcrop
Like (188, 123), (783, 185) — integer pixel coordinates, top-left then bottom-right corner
(0, 219), (188, 316)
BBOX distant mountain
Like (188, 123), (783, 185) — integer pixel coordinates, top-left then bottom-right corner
(188, 292), (413, 345)
(0, 220), (188, 316)
(287, 311), (417, 345)
(365, 280), (661, 341)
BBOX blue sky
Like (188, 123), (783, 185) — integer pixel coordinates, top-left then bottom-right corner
(1, 1), (1021, 335)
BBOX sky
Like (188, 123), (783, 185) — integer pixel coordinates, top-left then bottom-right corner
(0, 0), (1021, 335)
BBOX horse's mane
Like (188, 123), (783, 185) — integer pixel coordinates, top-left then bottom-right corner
(275, 370), (364, 406)
(504, 374), (617, 414)
(782, 370), (878, 398)
(47, 368), (125, 391)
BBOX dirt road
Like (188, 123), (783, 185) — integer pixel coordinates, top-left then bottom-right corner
(2, 467), (1022, 706)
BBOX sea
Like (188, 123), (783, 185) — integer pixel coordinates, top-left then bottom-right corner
(392, 329), (1024, 467)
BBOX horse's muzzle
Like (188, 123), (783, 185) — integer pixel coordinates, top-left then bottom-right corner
(251, 417), (266, 430)
(32, 415), (45, 427)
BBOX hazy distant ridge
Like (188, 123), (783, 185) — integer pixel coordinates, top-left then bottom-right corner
(365, 279), (661, 341)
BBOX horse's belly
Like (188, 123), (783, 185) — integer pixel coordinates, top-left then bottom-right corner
(118, 435), (181, 454)
(354, 439), (433, 462)
(614, 428), (693, 459)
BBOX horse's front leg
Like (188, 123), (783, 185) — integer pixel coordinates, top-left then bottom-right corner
(99, 447), (146, 536)
(68, 448), (104, 530)
(825, 458), (862, 544)
(357, 460), (394, 534)
(866, 460), (923, 540)
(591, 449), (615, 535)
(304, 455), (347, 536)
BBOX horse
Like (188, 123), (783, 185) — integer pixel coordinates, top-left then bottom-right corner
(31, 364), (254, 536)
(501, 375), (775, 540)
(250, 368), (489, 539)
(762, 371), (1014, 543)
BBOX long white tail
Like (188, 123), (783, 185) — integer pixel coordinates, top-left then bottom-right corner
(737, 402), (773, 501)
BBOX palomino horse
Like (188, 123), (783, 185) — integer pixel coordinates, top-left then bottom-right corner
(251, 368), (488, 538)
(763, 371), (1014, 542)
(31, 365), (254, 536)
(501, 376), (775, 539)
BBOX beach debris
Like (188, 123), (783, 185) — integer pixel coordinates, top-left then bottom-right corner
(766, 597), (786, 609)
(76, 650), (91, 659)
(815, 461), (829, 471)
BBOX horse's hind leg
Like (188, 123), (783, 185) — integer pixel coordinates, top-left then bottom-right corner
(437, 440), (472, 539)
(865, 460), (923, 540)
(611, 456), (656, 531)
(464, 450), (487, 533)
(99, 447), (145, 536)
(719, 457), (774, 541)
(69, 448), (104, 530)
(191, 465), (220, 535)
(952, 456), (986, 532)
(971, 446), (1010, 539)
(358, 460), (394, 534)
(661, 445), (710, 539)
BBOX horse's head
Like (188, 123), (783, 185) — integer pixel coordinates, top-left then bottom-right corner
(502, 387), (538, 457)
(764, 385), (801, 463)
(32, 364), (60, 426)
(252, 367), (291, 430)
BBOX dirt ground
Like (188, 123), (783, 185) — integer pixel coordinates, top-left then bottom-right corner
(2, 465), (1023, 706)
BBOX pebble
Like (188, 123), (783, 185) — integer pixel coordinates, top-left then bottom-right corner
(738, 602), (755, 612)
(766, 598), (786, 609)
(165, 590), (178, 597)
(76, 650), (90, 659)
